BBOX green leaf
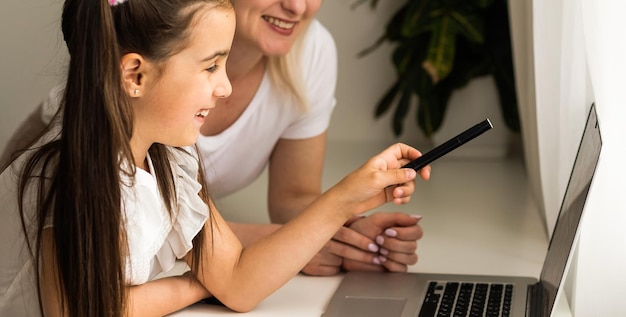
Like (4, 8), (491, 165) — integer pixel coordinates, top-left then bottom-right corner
(386, 4), (412, 42)
(374, 82), (400, 117)
(416, 82), (454, 136)
(450, 11), (484, 43)
(493, 68), (520, 132)
(444, 36), (491, 90)
(422, 15), (457, 83)
(356, 3), (410, 57)
(363, 0), (520, 137)
(393, 88), (413, 136)
(391, 33), (430, 76)
(401, 0), (436, 38)
(472, 0), (495, 9)
(484, 0), (520, 132)
(356, 34), (388, 58)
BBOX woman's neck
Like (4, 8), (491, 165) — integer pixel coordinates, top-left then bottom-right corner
(226, 38), (266, 81)
(198, 39), (268, 136)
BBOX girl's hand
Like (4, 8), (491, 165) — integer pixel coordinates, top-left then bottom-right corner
(329, 143), (430, 217)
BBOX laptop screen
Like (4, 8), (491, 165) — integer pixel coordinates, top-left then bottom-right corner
(539, 104), (602, 313)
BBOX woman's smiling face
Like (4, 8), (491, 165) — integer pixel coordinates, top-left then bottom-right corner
(231, 0), (322, 56)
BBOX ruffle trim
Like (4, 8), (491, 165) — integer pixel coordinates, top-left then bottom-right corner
(122, 147), (209, 284)
(153, 147), (209, 275)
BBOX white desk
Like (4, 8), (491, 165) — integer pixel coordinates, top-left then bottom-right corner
(168, 141), (570, 316)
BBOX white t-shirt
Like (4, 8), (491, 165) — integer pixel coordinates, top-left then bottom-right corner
(189, 19), (338, 198)
(0, 139), (208, 315)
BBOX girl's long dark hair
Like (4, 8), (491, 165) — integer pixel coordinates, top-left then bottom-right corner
(17, 0), (232, 316)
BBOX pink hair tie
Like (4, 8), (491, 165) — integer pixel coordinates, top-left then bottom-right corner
(109, 0), (128, 6)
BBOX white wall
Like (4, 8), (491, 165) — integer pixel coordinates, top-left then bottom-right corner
(572, 1), (626, 315)
(525, 0), (626, 314)
(0, 0), (65, 151)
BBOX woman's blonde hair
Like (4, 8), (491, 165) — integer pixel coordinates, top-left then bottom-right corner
(266, 22), (309, 111)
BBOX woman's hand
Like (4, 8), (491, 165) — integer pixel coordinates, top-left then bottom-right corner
(342, 212), (423, 272)
(300, 212), (424, 275)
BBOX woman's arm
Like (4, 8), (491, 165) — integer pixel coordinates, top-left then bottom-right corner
(267, 133), (326, 223)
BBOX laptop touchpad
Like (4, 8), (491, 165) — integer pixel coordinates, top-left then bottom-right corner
(338, 296), (407, 317)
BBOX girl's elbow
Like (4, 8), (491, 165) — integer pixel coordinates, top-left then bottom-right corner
(219, 295), (263, 313)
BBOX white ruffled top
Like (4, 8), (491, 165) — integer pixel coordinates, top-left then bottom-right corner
(120, 147), (209, 285)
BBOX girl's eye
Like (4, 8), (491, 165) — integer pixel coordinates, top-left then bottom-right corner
(206, 64), (219, 73)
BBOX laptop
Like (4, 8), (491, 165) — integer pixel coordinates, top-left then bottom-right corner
(322, 104), (602, 317)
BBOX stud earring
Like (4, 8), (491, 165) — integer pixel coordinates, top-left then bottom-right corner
(134, 89), (140, 95)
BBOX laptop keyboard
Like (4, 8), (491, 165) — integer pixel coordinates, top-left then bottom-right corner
(418, 281), (513, 317)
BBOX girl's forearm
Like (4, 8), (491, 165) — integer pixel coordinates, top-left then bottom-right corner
(127, 273), (211, 317)
(227, 222), (281, 247)
(196, 192), (351, 312)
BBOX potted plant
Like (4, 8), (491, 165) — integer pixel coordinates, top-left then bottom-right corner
(353, 0), (520, 137)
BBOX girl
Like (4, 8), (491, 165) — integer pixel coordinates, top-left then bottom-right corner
(0, 0), (427, 316)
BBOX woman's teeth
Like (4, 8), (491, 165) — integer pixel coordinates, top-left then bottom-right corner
(263, 16), (295, 29)
(196, 109), (209, 118)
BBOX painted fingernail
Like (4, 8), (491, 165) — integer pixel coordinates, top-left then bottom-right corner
(378, 256), (388, 263)
(373, 257), (382, 265)
(384, 228), (397, 237)
(368, 243), (379, 252)
(376, 235), (384, 245)
(411, 214), (423, 220)
(379, 248), (389, 256)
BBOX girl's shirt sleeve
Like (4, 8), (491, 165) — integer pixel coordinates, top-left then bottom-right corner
(121, 147), (209, 285)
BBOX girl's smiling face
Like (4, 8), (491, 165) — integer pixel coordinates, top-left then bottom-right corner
(232, 0), (322, 56)
(131, 5), (235, 149)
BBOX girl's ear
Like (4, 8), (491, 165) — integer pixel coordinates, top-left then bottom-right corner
(120, 53), (146, 98)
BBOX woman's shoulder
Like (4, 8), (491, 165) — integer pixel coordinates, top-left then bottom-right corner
(302, 19), (336, 52)
(298, 19), (338, 78)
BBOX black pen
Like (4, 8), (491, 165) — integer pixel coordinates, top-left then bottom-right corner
(403, 119), (493, 171)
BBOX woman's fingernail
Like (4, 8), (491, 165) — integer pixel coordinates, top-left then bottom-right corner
(368, 243), (379, 252)
(373, 257), (382, 265)
(411, 214), (423, 220)
(379, 248), (389, 256)
(376, 235), (385, 245)
(384, 228), (397, 237)
(378, 256), (388, 263)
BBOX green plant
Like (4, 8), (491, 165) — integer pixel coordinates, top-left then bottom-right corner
(354, 0), (520, 137)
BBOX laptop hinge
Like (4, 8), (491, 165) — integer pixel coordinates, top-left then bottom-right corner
(526, 282), (546, 317)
